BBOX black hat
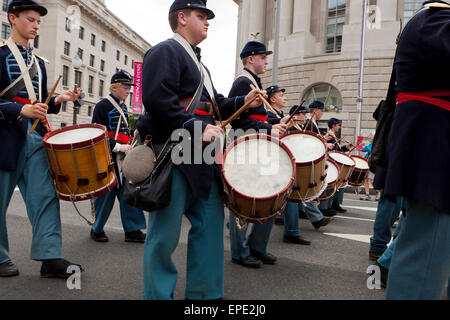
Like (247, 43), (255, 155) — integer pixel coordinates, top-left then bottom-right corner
(289, 105), (308, 116)
(7, 0), (47, 16)
(266, 85), (285, 98)
(423, 1), (450, 6)
(309, 100), (325, 110)
(111, 70), (136, 86)
(328, 118), (342, 128)
(240, 41), (273, 59)
(169, 0), (215, 20)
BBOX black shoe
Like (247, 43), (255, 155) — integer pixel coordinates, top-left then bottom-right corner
(250, 250), (277, 265)
(331, 205), (347, 213)
(283, 235), (311, 245)
(298, 210), (308, 220)
(125, 230), (146, 243)
(321, 209), (337, 217)
(90, 229), (109, 242)
(0, 260), (19, 277)
(376, 262), (389, 288)
(40, 259), (84, 279)
(312, 217), (332, 230)
(232, 255), (262, 269)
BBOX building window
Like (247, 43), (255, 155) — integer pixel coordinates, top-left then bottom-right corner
(2, 0), (8, 11)
(326, 0), (346, 53)
(79, 26), (84, 39)
(302, 83), (343, 113)
(124, 55), (128, 65)
(64, 41), (70, 56)
(62, 65), (69, 86)
(75, 70), (82, 88)
(88, 106), (92, 117)
(88, 76), (94, 94)
(1, 23), (10, 40)
(62, 102), (67, 112)
(65, 17), (71, 32)
(89, 54), (95, 68)
(116, 50), (120, 61)
(403, 0), (423, 26)
(101, 40), (106, 52)
(33, 35), (39, 48)
(91, 33), (96, 46)
(99, 79), (104, 97)
(131, 60), (135, 69)
(100, 59), (105, 72)
(77, 48), (84, 60)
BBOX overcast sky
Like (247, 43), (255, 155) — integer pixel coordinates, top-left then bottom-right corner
(105, 0), (239, 95)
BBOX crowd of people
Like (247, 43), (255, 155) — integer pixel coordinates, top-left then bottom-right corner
(0, 0), (448, 301)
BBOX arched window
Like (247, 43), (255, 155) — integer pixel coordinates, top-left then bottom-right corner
(302, 83), (343, 113)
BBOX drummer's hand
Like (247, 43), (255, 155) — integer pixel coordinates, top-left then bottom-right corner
(56, 87), (81, 103)
(245, 89), (267, 108)
(346, 143), (354, 149)
(21, 102), (48, 120)
(202, 124), (224, 143)
(324, 133), (333, 142)
(280, 116), (292, 127)
(327, 143), (335, 150)
(118, 144), (132, 154)
(271, 123), (287, 137)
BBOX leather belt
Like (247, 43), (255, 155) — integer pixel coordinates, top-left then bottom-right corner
(180, 98), (213, 116)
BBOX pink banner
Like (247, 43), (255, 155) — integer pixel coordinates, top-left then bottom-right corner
(132, 62), (143, 114)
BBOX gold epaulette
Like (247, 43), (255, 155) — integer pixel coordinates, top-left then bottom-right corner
(424, 2), (450, 9)
(35, 54), (50, 64)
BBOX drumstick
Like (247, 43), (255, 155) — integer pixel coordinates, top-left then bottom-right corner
(29, 75), (62, 135)
(303, 113), (316, 132)
(220, 95), (258, 129)
(249, 84), (281, 118)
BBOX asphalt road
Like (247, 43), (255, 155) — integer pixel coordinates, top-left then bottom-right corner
(1, 188), (391, 300)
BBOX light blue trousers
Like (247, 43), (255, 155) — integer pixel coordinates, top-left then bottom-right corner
(0, 121), (62, 264)
(93, 182), (146, 233)
(303, 201), (325, 223)
(283, 201), (301, 237)
(229, 209), (274, 261)
(143, 168), (224, 300)
(386, 198), (450, 300)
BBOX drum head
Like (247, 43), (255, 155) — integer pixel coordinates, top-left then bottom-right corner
(351, 156), (369, 170)
(47, 127), (104, 144)
(280, 132), (326, 164)
(223, 135), (295, 198)
(328, 151), (355, 167)
(325, 160), (339, 184)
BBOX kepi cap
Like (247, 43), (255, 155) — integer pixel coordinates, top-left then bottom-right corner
(7, 0), (47, 16)
(169, 0), (215, 20)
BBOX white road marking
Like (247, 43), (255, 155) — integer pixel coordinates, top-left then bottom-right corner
(324, 233), (372, 244)
(343, 205), (377, 212)
(334, 215), (375, 222)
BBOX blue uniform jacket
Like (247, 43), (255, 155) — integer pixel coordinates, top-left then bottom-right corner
(92, 93), (131, 151)
(0, 44), (59, 172)
(228, 69), (272, 135)
(385, 6), (450, 213)
(137, 38), (245, 200)
(267, 109), (284, 125)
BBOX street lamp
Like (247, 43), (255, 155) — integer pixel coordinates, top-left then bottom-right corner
(72, 54), (83, 124)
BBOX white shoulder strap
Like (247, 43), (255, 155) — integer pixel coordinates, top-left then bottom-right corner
(235, 69), (260, 90)
(105, 95), (129, 129)
(5, 38), (38, 102)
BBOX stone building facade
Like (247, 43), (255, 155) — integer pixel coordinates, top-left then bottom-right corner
(1, 0), (151, 129)
(233, 0), (423, 140)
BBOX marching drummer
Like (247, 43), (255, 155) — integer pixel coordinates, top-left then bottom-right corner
(305, 100), (325, 134)
(265, 85), (291, 125)
(228, 41), (285, 269)
(90, 70), (147, 243)
(0, 0), (82, 278)
(286, 104), (308, 132)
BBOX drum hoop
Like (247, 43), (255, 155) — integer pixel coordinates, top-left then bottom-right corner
(328, 151), (356, 168)
(350, 155), (370, 171)
(43, 123), (108, 151)
(221, 133), (296, 201)
(56, 177), (117, 202)
(280, 130), (328, 166)
(325, 158), (341, 186)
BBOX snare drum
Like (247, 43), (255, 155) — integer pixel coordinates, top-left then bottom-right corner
(318, 159), (340, 202)
(222, 134), (296, 224)
(280, 131), (327, 203)
(43, 124), (117, 202)
(328, 151), (356, 190)
(349, 155), (370, 187)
